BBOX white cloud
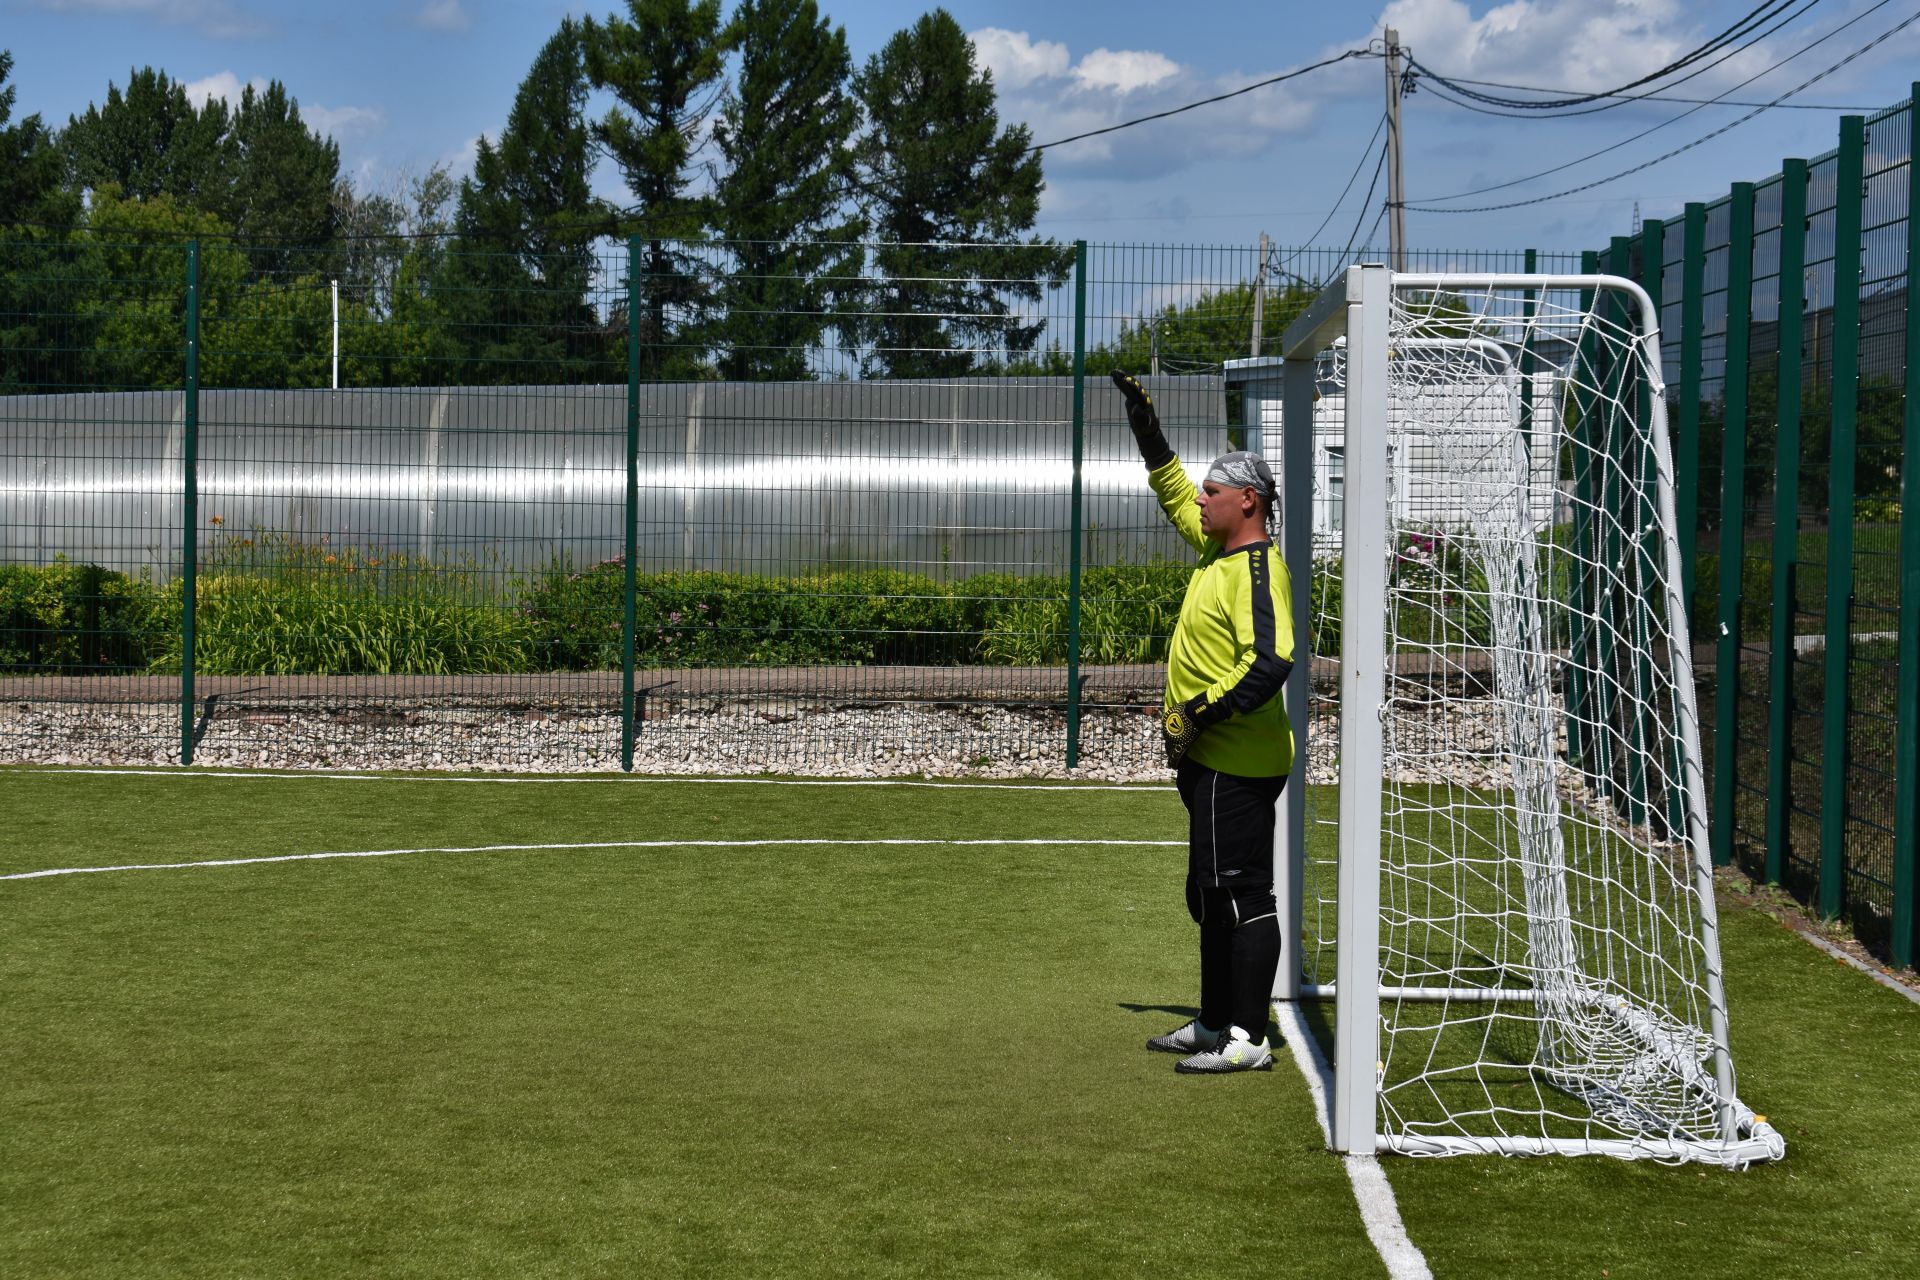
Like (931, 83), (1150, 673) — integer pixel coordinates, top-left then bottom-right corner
(971, 28), (1070, 89)
(181, 70), (266, 108)
(411, 1), (471, 34)
(23, 0), (271, 39)
(1072, 49), (1180, 95)
(442, 135), (482, 181)
(304, 103), (387, 139)
(182, 72), (383, 139)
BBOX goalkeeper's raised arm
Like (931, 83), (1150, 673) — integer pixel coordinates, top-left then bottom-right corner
(1107, 368), (1300, 1078)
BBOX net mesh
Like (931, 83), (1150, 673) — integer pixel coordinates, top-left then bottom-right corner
(1300, 277), (1782, 1163)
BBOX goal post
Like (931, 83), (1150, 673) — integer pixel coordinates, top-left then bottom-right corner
(1273, 263), (1783, 1167)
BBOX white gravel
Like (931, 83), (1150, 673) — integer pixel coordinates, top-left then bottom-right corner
(2, 694), (1530, 787)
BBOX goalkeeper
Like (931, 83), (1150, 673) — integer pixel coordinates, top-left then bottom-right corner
(1111, 369), (1297, 1076)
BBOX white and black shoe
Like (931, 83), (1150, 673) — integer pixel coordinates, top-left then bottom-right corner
(1146, 1020), (1219, 1055)
(1174, 1024), (1273, 1074)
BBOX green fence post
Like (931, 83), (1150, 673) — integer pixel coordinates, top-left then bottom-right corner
(1711, 184), (1757, 868)
(1818, 117), (1866, 920)
(1891, 85), (1920, 969)
(1610, 234), (1652, 829)
(621, 236), (640, 773)
(1065, 240), (1088, 769)
(1638, 218), (1687, 836)
(1679, 203), (1706, 616)
(181, 239), (199, 768)
(1565, 250), (1601, 784)
(1766, 160), (1810, 886)
(1520, 247), (1537, 453)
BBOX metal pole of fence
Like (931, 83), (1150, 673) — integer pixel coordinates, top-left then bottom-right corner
(1817, 117), (1866, 920)
(1565, 251), (1600, 785)
(1520, 248), (1536, 453)
(1766, 160), (1810, 886)
(1679, 203), (1706, 615)
(621, 237), (641, 773)
(1066, 240), (1088, 769)
(1890, 84), (1920, 969)
(181, 239), (200, 768)
(1637, 220), (1686, 836)
(1711, 184), (1757, 868)
(1609, 234), (1652, 829)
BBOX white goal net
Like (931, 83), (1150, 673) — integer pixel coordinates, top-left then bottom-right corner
(1274, 266), (1783, 1166)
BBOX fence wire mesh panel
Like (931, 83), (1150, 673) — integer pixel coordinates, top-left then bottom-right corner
(1629, 90), (1918, 967)
(7, 232), (1582, 778)
(1295, 268), (1780, 1164)
(1, 236), (184, 763)
(1841, 102), (1910, 949)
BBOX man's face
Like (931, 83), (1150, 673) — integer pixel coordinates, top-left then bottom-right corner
(1196, 481), (1252, 537)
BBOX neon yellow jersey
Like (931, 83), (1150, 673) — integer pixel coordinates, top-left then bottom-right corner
(1149, 456), (1297, 778)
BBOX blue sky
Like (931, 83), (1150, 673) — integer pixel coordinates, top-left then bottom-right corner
(4, 0), (1918, 257)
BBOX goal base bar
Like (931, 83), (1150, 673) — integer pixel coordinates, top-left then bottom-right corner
(1380, 1128), (1786, 1167)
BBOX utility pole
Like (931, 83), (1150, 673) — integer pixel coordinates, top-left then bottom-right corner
(1384, 27), (1407, 270)
(1251, 231), (1269, 357)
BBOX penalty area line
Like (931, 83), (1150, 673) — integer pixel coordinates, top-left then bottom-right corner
(1, 836), (1184, 881)
(1275, 1001), (1433, 1280)
(14, 767), (1172, 793)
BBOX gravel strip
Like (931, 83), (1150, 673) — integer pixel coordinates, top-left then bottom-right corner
(2, 693), (1540, 788)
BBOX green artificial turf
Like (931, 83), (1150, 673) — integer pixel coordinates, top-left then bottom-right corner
(0, 768), (1375, 1279)
(3, 766), (1915, 1278)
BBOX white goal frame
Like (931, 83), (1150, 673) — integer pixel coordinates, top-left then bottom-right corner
(1270, 264), (1783, 1166)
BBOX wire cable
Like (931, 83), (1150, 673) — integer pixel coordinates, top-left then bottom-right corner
(1407, 0), (1804, 111)
(1337, 143), (1389, 266)
(1405, 6), (1920, 213)
(1419, 71), (1871, 112)
(1408, 0), (1899, 206)
(1406, 0), (1829, 120)
(1027, 49), (1370, 152)
(1287, 114), (1388, 251)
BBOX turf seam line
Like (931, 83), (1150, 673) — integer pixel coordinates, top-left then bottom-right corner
(12, 767), (1172, 792)
(1276, 1001), (1434, 1280)
(0, 837), (1186, 881)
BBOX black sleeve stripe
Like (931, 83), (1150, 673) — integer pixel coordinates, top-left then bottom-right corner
(1223, 546), (1289, 716)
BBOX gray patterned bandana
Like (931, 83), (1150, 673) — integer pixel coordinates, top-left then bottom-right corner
(1205, 450), (1275, 502)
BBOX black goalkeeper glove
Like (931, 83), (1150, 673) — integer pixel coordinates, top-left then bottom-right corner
(1162, 693), (1227, 768)
(1110, 369), (1173, 469)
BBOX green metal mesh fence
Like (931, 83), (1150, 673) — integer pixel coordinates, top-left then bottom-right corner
(1655, 90), (1918, 966)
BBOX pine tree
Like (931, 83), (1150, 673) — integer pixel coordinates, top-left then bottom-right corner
(852, 9), (1071, 379)
(59, 66), (233, 210)
(226, 81), (339, 272)
(708, 0), (863, 380)
(582, 0), (732, 380)
(445, 18), (607, 384)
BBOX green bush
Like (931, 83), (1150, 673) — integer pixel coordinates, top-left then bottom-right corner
(0, 559), (168, 672)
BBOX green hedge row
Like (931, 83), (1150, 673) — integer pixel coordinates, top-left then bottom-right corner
(0, 557), (1208, 676)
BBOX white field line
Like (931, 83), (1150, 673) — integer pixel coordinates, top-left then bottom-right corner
(1, 837), (1184, 882)
(1275, 1001), (1433, 1280)
(12, 767), (1172, 793)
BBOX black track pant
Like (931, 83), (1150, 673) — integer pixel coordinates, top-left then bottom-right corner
(1176, 761), (1289, 1040)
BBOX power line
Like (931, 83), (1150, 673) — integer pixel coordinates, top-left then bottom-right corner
(1419, 72), (1872, 112)
(1026, 49), (1370, 152)
(1409, 0), (1901, 206)
(1410, 1), (1805, 111)
(1409, 0), (1831, 120)
(1337, 142), (1389, 266)
(1287, 114), (1387, 251)
(1405, 6), (1920, 214)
